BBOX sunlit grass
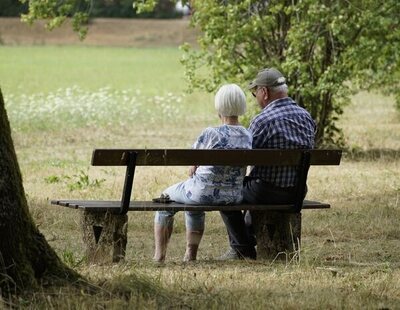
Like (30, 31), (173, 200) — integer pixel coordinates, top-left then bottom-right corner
(5, 87), (186, 131)
(340, 91), (400, 151)
(0, 46), (187, 95)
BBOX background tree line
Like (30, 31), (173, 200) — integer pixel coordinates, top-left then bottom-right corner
(0, 0), (182, 19)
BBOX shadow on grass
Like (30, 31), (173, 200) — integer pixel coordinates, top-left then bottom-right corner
(1, 271), (230, 309)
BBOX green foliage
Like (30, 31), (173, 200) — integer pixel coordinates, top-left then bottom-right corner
(240, 101), (261, 128)
(44, 175), (61, 184)
(61, 249), (85, 267)
(44, 170), (106, 191)
(180, 0), (400, 146)
(17, 0), (181, 39)
(133, 0), (180, 18)
(65, 170), (106, 191)
(20, 0), (91, 39)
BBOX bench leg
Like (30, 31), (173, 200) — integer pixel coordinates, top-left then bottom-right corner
(81, 211), (128, 264)
(252, 211), (301, 260)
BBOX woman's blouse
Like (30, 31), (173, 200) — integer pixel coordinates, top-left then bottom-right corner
(184, 124), (252, 205)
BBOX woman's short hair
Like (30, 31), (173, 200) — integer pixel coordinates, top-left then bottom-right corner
(214, 84), (246, 117)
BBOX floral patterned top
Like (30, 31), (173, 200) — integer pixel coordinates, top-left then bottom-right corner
(184, 125), (252, 205)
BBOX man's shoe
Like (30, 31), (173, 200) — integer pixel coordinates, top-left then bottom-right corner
(217, 247), (257, 261)
(217, 248), (240, 261)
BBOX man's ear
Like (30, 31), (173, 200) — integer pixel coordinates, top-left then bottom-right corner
(263, 87), (269, 101)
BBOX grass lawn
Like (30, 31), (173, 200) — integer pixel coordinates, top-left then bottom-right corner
(0, 46), (187, 94)
(1, 46), (400, 309)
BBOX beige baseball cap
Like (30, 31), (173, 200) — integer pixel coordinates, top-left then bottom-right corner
(248, 68), (286, 89)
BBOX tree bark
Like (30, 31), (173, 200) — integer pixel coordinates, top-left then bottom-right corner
(0, 89), (80, 294)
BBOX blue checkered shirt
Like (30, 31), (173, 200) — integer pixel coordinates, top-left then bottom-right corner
(248, 97), (316, 187)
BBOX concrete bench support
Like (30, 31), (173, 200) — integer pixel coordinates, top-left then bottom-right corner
(253, 211), (301, 260)
(81, 211), (128, 264)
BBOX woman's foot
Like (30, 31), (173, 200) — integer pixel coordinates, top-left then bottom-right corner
(182, 229), (204, 262)
(183, 244), (199, 262)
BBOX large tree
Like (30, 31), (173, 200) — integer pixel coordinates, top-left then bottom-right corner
(0, 90), (80, 294)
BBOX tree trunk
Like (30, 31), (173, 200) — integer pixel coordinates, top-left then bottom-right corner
(0, 89), (80, 294)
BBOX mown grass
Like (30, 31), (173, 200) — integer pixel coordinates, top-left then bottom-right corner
(1, 46), (400, 308)
(0, 46), (188, 94)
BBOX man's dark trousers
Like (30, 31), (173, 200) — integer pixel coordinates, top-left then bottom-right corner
(220, 177), (296, 258)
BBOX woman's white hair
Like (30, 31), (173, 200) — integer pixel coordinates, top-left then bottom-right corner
(214, 84), (246, 117)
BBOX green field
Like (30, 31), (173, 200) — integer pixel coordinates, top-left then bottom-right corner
(1, 46), (400, 308)
(1, 46), (187, 94)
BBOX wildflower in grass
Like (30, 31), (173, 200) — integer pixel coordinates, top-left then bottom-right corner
(5, 87), (184, 131)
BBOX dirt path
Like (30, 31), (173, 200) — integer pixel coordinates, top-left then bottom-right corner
(0, 17), (198, 47)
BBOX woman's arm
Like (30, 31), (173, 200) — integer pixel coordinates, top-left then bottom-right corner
(190, 127), (217, 177)
(189, 165), (198, 177)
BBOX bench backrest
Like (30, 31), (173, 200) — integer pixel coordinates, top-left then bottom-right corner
(91, 149), (342, 215)
(91, 149), (342, 166)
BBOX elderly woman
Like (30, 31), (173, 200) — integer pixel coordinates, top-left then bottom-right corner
(153, 84), (252, 262)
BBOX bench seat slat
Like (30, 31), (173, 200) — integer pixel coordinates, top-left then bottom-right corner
(91, 149), (342, 167)
(51, 199), (330, 212)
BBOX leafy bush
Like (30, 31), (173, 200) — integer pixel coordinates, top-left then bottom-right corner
(180, 0), (400, 146)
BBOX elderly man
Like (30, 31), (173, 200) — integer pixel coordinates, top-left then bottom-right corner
(219, 68), (316, 260)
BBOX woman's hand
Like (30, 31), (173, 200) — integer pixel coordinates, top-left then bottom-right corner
(189, 165), (198, 177)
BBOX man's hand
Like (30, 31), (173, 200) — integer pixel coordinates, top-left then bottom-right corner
(189, 165), (198, 177)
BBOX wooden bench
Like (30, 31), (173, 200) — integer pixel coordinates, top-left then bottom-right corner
(52, 148), (342, 263)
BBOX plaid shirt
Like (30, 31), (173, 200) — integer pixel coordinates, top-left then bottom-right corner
(248, 97), (316, 187)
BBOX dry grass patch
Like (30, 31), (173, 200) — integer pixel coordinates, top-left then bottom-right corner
(1, 41), (399, 307)
(13, 90), (399, 308)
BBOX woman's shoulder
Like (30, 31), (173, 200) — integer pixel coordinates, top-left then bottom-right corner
(217, 125), (252, 142)
(199, 126), (219, 137)
(213, 124), (249, 132)
(200, 125), (252, 141)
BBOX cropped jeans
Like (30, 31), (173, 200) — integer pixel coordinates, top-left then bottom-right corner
(154, 181), (205, 231)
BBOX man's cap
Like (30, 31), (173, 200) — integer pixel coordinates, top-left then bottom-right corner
(248, 68), (286, 89)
